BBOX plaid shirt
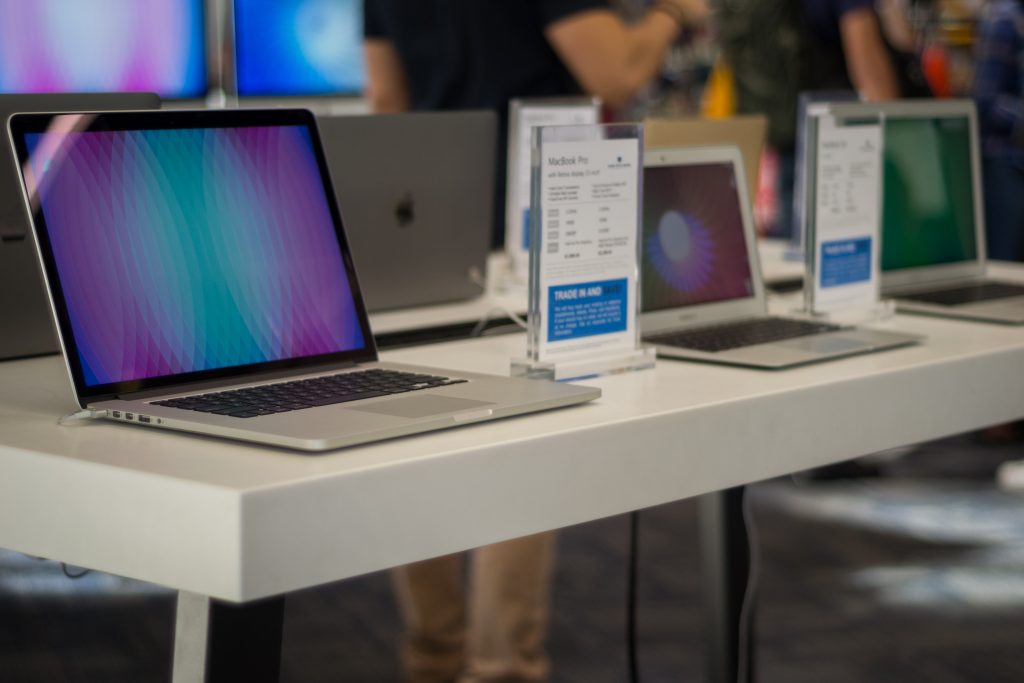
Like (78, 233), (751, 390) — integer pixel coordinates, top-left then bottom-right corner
(973, 0), (1024, 159)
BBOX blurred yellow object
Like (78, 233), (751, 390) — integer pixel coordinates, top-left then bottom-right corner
(701, 58), (737, 119)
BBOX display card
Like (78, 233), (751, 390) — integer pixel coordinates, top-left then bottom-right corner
(506, 99), (600, 276)
(528, 124), (642, 364)
(808, 115), (883, 315)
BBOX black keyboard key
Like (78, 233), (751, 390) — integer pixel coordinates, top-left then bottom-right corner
(213, 407), (256, 416)
(307, 391), (389, 407)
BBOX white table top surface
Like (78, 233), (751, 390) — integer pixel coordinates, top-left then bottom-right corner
(1, 265), (1022, 601)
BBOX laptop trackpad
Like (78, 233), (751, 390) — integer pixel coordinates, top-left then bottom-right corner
(776, 336), (866, 354)
(348, 395), (495, 418)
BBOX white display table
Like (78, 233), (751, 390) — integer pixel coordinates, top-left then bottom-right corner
(3, 264), (1022, 683)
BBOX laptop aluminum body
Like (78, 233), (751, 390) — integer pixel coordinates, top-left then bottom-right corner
(640, 146), (918, 369)
(8, 109), (598, 452)
(0, 92), (161, 361)
(316, 111), (494, 312)
(829, 99), (1024, 324)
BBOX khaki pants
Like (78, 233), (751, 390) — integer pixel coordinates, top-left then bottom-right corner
(391, 532), (556, 683)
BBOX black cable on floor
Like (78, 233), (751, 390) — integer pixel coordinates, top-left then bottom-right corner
(736, 489), (761, 683)
(627, 510), (640, 683)
(61, 562), (89, 579)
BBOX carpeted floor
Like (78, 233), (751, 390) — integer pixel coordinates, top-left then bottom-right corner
(1, 433), (1022, 683)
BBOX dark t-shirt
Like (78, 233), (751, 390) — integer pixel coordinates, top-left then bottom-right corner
(365, 0), (609, 246)
(365, 0), (607, 111)
(798, 0), (877, 89)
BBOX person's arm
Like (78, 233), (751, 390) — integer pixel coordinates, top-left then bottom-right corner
(544, 0), (709, 110)
(876, 0), (916, 53)
(364, 39), (412, 113)
(838, 6), (901, 101)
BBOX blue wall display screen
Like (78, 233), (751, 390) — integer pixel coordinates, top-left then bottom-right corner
(234, 0), (364, 96)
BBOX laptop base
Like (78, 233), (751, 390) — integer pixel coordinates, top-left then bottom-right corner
(91, 362), (600, 452)
(650, 327), (921, 370)
(890, 277), (1024, 325)
(895, 298), (1024, 325)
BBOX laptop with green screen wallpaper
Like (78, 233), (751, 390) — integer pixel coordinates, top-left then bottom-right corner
(829, 99), (1024, 325)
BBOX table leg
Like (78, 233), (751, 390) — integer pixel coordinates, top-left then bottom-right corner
(698, 486), (755, 683)
(172, 591), (286, 683)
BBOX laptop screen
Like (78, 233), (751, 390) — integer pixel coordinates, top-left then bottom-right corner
(18, 113), (371, 393)
(641, 161), (755, 312)
(882, 116), (977, 271)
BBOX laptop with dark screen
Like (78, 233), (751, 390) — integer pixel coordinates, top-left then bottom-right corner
(7, 108), (598, 451)
(640, 146), (918, 369)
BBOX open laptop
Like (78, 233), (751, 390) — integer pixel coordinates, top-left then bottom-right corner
(829, 99), (1024, 325)
(643, 115), (767, 205)
(0, 92), (161, 361)
(8, 108), (599, 452)
(316, 111), (494, 311)
(640, 146), (919, 369)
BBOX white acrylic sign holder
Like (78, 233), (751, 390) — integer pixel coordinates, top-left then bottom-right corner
(801, 111), (894, 325)
(511, 123), (655, 381)
(503, 97), (601, 286)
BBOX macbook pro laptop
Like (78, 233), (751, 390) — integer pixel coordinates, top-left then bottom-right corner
(640, 146), (919, 369)
(0, 92), (161, 361)
(7, 108), (598, 451)
(316, 111), (494, 311)
(829, 99), (1024, 324)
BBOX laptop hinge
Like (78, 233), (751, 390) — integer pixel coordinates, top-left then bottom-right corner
(117, 360), (361, 401)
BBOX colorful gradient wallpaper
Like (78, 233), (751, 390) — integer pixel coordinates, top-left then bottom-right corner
(0, 0), (206, 98)
(26, 124), (365, 387)
(234, 0), (364, 96)
(642, 163), (755, 312)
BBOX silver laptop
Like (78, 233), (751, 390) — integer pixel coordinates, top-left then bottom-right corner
(8, 108), (598, 452)
(316, 111), (494, 311)
(0, 92), (161, 361)
(640, 146), (919, 369)
(829, 99), (1024, 325)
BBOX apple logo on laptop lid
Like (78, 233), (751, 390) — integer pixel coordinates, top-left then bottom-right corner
(395, 192), (415, 227)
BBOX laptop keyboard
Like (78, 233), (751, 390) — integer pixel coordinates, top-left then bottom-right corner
(646, 317), (842, 353)
(151, 369), (466, 418)
(899, 281), (1024, 307)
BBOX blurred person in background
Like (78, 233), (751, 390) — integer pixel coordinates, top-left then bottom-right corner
(877, 0), (935, 97)
(973, 0), (1024, 262)
(716, 0), (903, 237)
(365, 0), (709, 248)
(363, 4), (707, 682)
(878, 0), (918, 53)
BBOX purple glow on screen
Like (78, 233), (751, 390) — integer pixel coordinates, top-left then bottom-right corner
(0, 0), (206, 97)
